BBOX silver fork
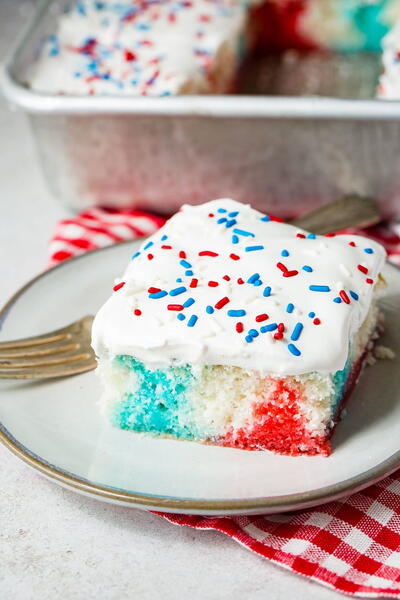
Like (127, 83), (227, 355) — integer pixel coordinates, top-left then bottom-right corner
(0, 196), (380, 380)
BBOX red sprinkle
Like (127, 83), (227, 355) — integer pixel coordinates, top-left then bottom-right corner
(255, 314), (269, 322)
(113, 282), (125, 292)
(276, 262), (288, 272)
(208, 281), (219, 287)
(313, 318), (321, 325)
(296, 233), (306, 239)
(237, 278), (244, 285)
(189, 278), (198, 288)
(167, 304), (184, 311)
(133, 309), (142, 316)
(357, 264), (368, 274)
(325, 233), (336, 237)
(124, 50), (137, 62)
(230, 253), (240, 261)
(283, 270), (299, 278)
(278, 323), (285, 333)
(223, 275), (231, 281)
(236, 322), (244, 333)
(208, 213), (214, 218)
(148, 287), (161, 293)
(274, 332), (283, 340)
(349, 241), (356, 247)
(179, 250), (186, 259)
(366, 278), (374, 285)
(215, 296), (230, 310)
(199, 251), (218, 257)
(161, 245), (172, 249)
(339, 290), (350, 304)
(147, 253), (154, 260)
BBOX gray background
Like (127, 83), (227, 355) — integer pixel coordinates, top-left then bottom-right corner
(0, 2), (352, 598)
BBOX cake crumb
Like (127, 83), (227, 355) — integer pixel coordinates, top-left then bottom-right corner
(374, 345), (396, 360)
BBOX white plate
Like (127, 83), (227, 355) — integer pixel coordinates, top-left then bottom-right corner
(1, 242), (400, 516)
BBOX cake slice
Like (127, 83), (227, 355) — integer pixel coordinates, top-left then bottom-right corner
(92, 199), (386, 456)
(27, 0), (251, 96)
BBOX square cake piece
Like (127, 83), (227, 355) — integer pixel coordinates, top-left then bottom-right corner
(92, 199), (386, 455)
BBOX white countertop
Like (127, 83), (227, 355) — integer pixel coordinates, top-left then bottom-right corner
(0, 3), (343, 599)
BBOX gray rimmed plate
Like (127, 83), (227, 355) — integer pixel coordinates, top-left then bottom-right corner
(1, 241), (399, 516)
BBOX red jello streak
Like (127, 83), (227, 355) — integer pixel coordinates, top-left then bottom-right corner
(255, 314), (269, 322)
(339, 290), (350, 304)
(199, 251), (218, 257)
(189, 278), (198, 288)
(167, 304), (184, 311)
(236, 322), (244, 333)
(358, 264), (368, 274)
(113, 282), (125, 292)
(215, 297), (230, 310)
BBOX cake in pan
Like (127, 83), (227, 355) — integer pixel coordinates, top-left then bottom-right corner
(91, 199), (386, 456)
(28, 0), (400, 97)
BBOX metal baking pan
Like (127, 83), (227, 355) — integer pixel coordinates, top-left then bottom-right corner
(2, 0), (400, 217)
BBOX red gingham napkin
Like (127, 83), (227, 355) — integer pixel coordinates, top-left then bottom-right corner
(49, 208), (400, 598)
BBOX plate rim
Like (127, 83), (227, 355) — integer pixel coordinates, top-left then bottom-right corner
(1, 242), (400, 515)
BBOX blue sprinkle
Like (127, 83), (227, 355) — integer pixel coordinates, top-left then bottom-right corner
(131, 251), (140, 259)
(143, 241), (153, 250)
(286, 303), (294, 313)
(333, 297), (342, 303)
(176, 278), (183, 283)
(180, 259), (192, 269)
(149, 291), (167, 299)
(307, 233), (316, 239)
(49, 47), (59, 56)
(169, 286), (186, 296)
(263, 286), (271, 297)
(248, 329), (259, 338)
(308, 311), (316, 318)
(288, 343), (301, 357)
(261, 215), (270, 222)
(225, 219), (237, 228)
(161, 234), (168, 241)
(177, 313), (186, 321)
(217, 208), (227, 213)
(245, 245), (264, 252)
(217, 217), (227, 225)
(281, 249), (289, 257)
(185, 270), (193, 276)
(183, 298), (195, 308)
(231, 235), (239, 244)
(350, 290), (359, 301)
(364, 248), (374, 254)
(245, 335), (253, 343)
(206, 305), (214, 314)
(227, 309), (246, 317)
(187, 315), (198, 327)
(228, 211), (239, 217)
(253, 280), (262, 287)
(302, 265), (313, 272)
(291, 322), (303, 341)
(260, 323), (278, 333)
(309, 285), (331, 292)
(247, 273), (260, 284)
(233, 228), (255, 238)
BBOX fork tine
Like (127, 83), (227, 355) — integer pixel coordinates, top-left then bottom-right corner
(0, 343), (80, 359)
(0, 352), (93, 370)
(0, 356), (97, 380)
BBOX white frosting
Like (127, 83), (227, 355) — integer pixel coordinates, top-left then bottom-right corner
(28, 0), (249, 96)
(378, 18), (400, 98)
(92, 199), (386, 376)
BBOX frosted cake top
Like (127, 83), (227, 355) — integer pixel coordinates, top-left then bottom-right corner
(92, 198), (386, 376)
(27, 0), (248, 96)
